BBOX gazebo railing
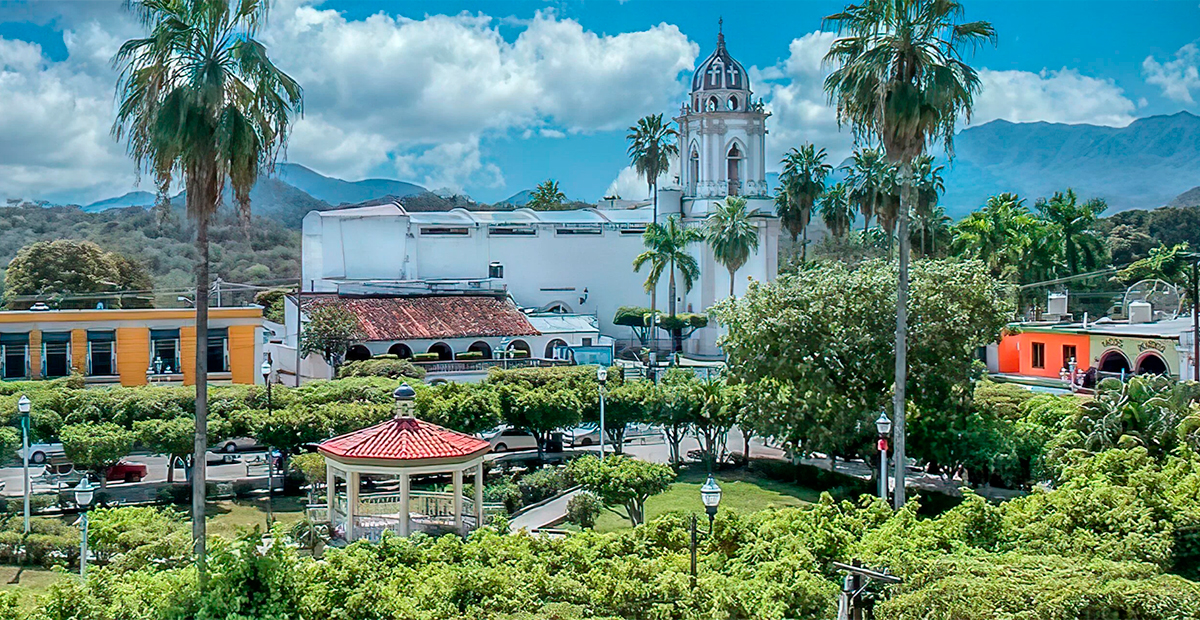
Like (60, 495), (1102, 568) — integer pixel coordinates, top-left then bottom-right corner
(333, 490), (505, 520)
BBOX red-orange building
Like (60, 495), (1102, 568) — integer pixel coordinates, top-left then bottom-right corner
(996, 327), (1092, 379)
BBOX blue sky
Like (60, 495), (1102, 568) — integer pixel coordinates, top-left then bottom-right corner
(0, 0), (1197, 206)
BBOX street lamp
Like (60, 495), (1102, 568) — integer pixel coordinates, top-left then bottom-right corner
(691, 474), (722, 584)
(875, 412), (893, 501)
(261, 357), (273, 411)
(596, 366), (608, 459)
(74, 478), (95, 578)
(17, 395), (30, 534)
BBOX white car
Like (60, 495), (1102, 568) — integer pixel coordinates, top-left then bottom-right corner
(19, 443), (64, 465)
(571, 424), (663, 447)
(214, 437), (261, 454)
(485, 428), (539, 453)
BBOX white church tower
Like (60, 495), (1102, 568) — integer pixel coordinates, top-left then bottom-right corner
(670, 22), (772, 219)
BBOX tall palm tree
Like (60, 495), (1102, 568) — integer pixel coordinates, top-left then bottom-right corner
(819, 182), (855, 238)
(1035, 189), (1107, 275)
(912, 204), (951, 257)
(528, 179), (567, 211)
(777, 144), (832, 261)
(951, 193), (1039, 277)
(705, 196), (760, 297)
(825, 0), (995, 509)
(844, 147), (891, 232)
(633, 215), (703, 352)
(627, 113), (679, 223)
(113, 0), (302, 578)
(912, 155), (946, 255)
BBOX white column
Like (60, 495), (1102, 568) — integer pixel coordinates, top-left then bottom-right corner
(346, 471), (359, 541)
(399, 472), (410, 537)
(452, 468), (463, 534)
(474, 463), (484, 530)
(325, 463), (336, 521)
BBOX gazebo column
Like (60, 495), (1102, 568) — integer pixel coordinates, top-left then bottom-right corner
(453, 469), (463, 534)
(474, 462), (484, 529)
(326, 464), (336, 523)
(346, 471), (359, 541)
(399, 472), (410, 537)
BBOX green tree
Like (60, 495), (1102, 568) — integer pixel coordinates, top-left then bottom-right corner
(527, 179), (568, 211)
(818, 182), (855, 239)
(415, 381), (502, 435)
(591, 375), (653, 452)
(824, 0), (995, 507)
(4, 240), (154, 309)
(651, 369), (702, 465)
(113, 0), (303, 573)
(705, 196), (760, 297)
(134, 417), (196, 483)
(61, 422), (135, 488)
(626, 113), (678, 223)
(777, 144), (833, 261)
(691, 378), (739, 469)
(911, 155), (948, 257)
(843, 147), (892, 233)
(300, 305), (362, 372)
(1035, 188), (1108, 275)
(633, 215), (704, 351)
(567, 454), (675, 525)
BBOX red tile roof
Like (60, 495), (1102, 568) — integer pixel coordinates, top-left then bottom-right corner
(303, 294), (540, 340)
(318, 415), (491, 461)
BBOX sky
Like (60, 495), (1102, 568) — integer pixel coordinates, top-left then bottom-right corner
(0, 0), (1198, 206)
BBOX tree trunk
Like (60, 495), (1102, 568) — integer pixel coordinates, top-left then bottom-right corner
(167, 456), (175, 484)
(892, 159), (913, 510)
(192, 190), (212, 586)
(728, 267), (736, 298)
(801, 224), (808, 263)
(669, 265), (681, 353)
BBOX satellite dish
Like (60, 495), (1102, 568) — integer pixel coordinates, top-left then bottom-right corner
(1123, 279), (1182, 320)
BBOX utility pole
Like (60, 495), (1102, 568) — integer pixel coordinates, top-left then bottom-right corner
(1193, 259), (1198, 382)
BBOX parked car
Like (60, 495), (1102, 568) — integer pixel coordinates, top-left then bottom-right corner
(215, 437), (260, 453)
(107, 460), (149, 483)
(484, 428), (539, 453)
(570, 423), (663, 447)
(19, 443), (64, 465)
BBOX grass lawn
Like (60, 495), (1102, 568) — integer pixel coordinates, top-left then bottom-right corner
(0, 565), (66, 614)
(593, 466), (822, 533)
(205, 495), (307, 539)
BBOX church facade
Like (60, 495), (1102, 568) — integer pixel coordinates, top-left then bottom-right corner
(297, 31), (780, 359)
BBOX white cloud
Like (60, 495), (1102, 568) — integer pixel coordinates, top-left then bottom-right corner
(973, 68), (1137, 127)
(604, 158), (679, 200)
(1142, 43), (1200, 104)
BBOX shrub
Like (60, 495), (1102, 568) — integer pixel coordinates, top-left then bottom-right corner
(509, 350), (529, 358)
(613, 306), (657, 327)
(413, 352), (439, 362)
(484, 481), (522, 514)
(455, 351), (483, 360)
(232, 480), (257, 498)
(337, 357), (426, 380)
(566, 492), (603, 529)
(517, 467), (569, 506)
(156, 484), (191, 505)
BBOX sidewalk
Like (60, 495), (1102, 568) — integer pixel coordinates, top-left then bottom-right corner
(508, 488), (582, 532)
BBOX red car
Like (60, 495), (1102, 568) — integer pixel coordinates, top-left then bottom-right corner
(107, 461), (149, 483)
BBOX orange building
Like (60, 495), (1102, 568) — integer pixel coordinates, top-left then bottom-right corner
(0, 307), (264, 386)
(996, 327), (1091, 379)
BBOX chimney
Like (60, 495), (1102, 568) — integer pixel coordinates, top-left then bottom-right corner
(392, 382), (416, 418)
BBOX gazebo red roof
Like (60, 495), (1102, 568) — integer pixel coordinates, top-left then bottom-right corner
(318, 416), (490, 461)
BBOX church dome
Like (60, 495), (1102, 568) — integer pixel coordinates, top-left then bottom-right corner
(691, 31), (749, 93)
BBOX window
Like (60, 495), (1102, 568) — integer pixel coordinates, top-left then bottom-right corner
(619, 227), (647, 235)
(727, 95), (738, 111)
(1031, 342), (1046, 369)
(87, 330), (116, 376)
(582, 338), (592, 346)
(207, 328), (229, 373)
(150, 329), (180, 374)
(1062, 344), (1077, 367)
(0, 333), (29, 379)
(41, 332), (71, 378)
(555, 227), (601, 236)
(420, 227), (469, 236)
(488, 226), (536, 236)
(706, 96), (718, 111)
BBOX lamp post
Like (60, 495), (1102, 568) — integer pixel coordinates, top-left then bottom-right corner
(691, 474), (722, 585)
(74, 478), (95, 578)
(261, 357), (273, 411)
(875, 412), (892, 501)
(596, 366), (608, 459)
(261, 356), (275, 525)
(17, 395), (30, 534)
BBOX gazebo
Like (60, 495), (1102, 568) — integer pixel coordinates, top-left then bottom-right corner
(317, 383), (495, 541)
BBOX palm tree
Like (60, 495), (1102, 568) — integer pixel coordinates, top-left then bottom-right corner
(528, 179), (567, 211)
(705, 196), (760, 297)
(912, 155), (946, 256)
(627, 114), (679, 223)
(777, 144), (832, 261)
(951, 193), (1040, 277)
(1035, 189), (1107, 275)
(819, 182), (855, 238)
(844, 147), (891, 232)
(824, 0), (995, 509)
(113, 0), (302, 578)
(633, 215), (703, 352)
(911, 204), (951, 257)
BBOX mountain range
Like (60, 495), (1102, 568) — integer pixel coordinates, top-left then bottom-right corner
(72, 112), (1200, 225)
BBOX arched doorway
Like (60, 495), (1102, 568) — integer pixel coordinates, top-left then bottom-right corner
(427, 342), (453, 361)
(467, 341), (493, 359)
(346, 345), (371, 362)
(1098, 350), (1132, 374)
(388, 343), (413, 359)
(506, 339), (531, 358)
(726, 143), (743, 196)
(544, 339), (568, 359)
(1136, 352), (1168, 375)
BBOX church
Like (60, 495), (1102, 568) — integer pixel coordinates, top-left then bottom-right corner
(288, 30), (781, 370)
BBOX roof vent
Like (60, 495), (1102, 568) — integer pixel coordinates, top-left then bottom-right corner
(1129, 301), (1153, 324)
(1046, 293), (1068, 319)
(489, 262), (504, 279)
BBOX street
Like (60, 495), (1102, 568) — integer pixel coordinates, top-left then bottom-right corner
(0, 450), (270, 497)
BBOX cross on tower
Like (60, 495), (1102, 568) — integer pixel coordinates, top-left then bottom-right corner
(708, 62), (723, 85)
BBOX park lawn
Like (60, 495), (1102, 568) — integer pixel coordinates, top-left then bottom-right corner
(0, 565), (66, 615)
(206, 496), (307, 539)
(593, 466), (821, 533)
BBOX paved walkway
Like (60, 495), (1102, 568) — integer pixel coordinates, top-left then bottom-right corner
(508, 488), (583, 533)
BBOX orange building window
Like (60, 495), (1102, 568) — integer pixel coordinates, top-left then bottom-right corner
(1062, 344), (1077, 367)
(1032, 342), (1046, 369)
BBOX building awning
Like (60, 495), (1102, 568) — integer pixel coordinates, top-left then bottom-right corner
(302, 294), (540, 341)
(318, 415), (490, 462)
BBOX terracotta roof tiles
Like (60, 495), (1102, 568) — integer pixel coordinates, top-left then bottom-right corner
(318, 415), (491, 461)
(303, 294), (539, 341)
